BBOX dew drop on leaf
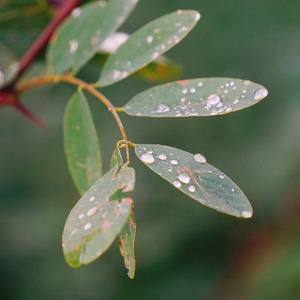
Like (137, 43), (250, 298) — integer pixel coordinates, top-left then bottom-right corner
(178, 173), (191, 184)
(140, 153), (155, 164)
(254, 88), (268, 101)
(194, 153), (206, 164)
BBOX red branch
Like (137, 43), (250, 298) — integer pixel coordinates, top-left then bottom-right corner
(16, 0), (82, 83)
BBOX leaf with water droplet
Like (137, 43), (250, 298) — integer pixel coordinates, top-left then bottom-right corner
(124, 78), (268, 117)
(110, 146), (136, 279)
(63, 165), (135, 268)
(135, 144), (253, 218)
(0, 42), (19, 89)
(47, 0), (139, 74)
(98, 10), (200, 87)
(63, 90), (102, 196)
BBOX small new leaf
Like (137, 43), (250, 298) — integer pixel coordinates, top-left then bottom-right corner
(135, 144), (253, 218)
(63, 165), (135, 268)
(63, 90), (102, 196)
(47, 0), (139, 74)
(125, 78), (268, 117)
(98, 10), (200, 87)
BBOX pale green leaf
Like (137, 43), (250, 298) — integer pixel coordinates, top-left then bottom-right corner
(135, 144), (253, 218)
(125, 78), (268, 117)
(47, 0), (139, 74)
(63, 90), (102, 196)
(98, 10), (200, 87)
(63, 165), (135, 268)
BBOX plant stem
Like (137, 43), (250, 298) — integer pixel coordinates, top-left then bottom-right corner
(16, 74), (130, 161)
(9, 0), (82, 86)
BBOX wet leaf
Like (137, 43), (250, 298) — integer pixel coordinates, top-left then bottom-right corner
(47, 0), (139, 74)
(125, 78), (268, 117)
(135, 144), (253, 218)
(93, 31), (181, 83)
(63, 90), (102, 196)
(110, 146), (136, 279)
(0, 42), (19, 88)
(63, 165), (135, 268)
(98, 10), (200, 87)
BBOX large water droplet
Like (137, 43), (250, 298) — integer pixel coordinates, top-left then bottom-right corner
(189, 87), (196, 93)
(170, 159), (179, 165)
(157, 153), (167, 160)
(194, 12), (201, 21)
(72, 8), (81, 18)
(188, 185), (196, 192)
(154, 104), (170, 113)
(178, 173), (190, 184)
(173, 181), (182, 188)
(241, 211), (252, 218)
(140, 153), (155, 164)
(87, 206), (98, 217)
(84, 223), (92, 230)
(254, 88), (268, 101)
(206, 94), (221, 107)
(69, 40), (78, 54)
(146, 35), (153, 44)
(194, 153), (206, 163)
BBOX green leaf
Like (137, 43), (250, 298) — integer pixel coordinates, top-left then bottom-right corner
(47, 0), (139, 74)
(63, 165), (135, 268)
(0, 42), (19, 88)
(135, 144), (253, 218)
(94, 31), (181, 82)
(110, 146), (136, 279)
(124, 78), (268, 117)
(98, 10), (200, 87)
(63, 90), (102, 196)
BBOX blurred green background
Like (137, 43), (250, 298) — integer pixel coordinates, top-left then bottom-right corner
(1, 0), (300, 299)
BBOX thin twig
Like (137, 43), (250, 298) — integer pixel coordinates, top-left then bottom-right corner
(16, 74), (130, 162)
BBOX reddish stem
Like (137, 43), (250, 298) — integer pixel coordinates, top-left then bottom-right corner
(13, 0), (82, 85)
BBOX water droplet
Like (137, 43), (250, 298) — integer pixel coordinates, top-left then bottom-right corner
(190, 87), (196, 93)
(78, 213), (85, 220)
(254, 88), (268, 101)
(151, 52), (159, 60)
(210, 109), (218, 116)
(140, 153), (155, 164)
(242, 89), (247, 94)
(219, 174), (225, 179)
(181, 97), (186, 104)
(90, 196), (95, 202)
(170, 159), (179, 165)
(244, 80), (252, 86)
(72, 8), (81, 18)
(173, 181), (182, 188)
(157, 153), (167, 160)
(241, 211), (252, 218)
(84, 223), (92, 230)
(230, 81), (235, 86)
(198, 82), (203, 87)
(182, 88), (188, 94)
(87, 206), (98, 217)
(154, 104), (169, 113)
(206, 94), (221, 107)
(188, 185), (196, 192)
(146, 35), (153, 44)
(0, 70), (4, 86)
(194, 153), (206, 163)
(231, 188), (235, 192)
(224, 89), (228, 94)
(178, 173), (190, 184)
(233, 99), (239, 104)
(194, 12), (201, 21)
(225, 107), (233, 113)
(110, 70), (123, 80)
(225, 83), (229, 87)
(69, 40), (78, 54)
